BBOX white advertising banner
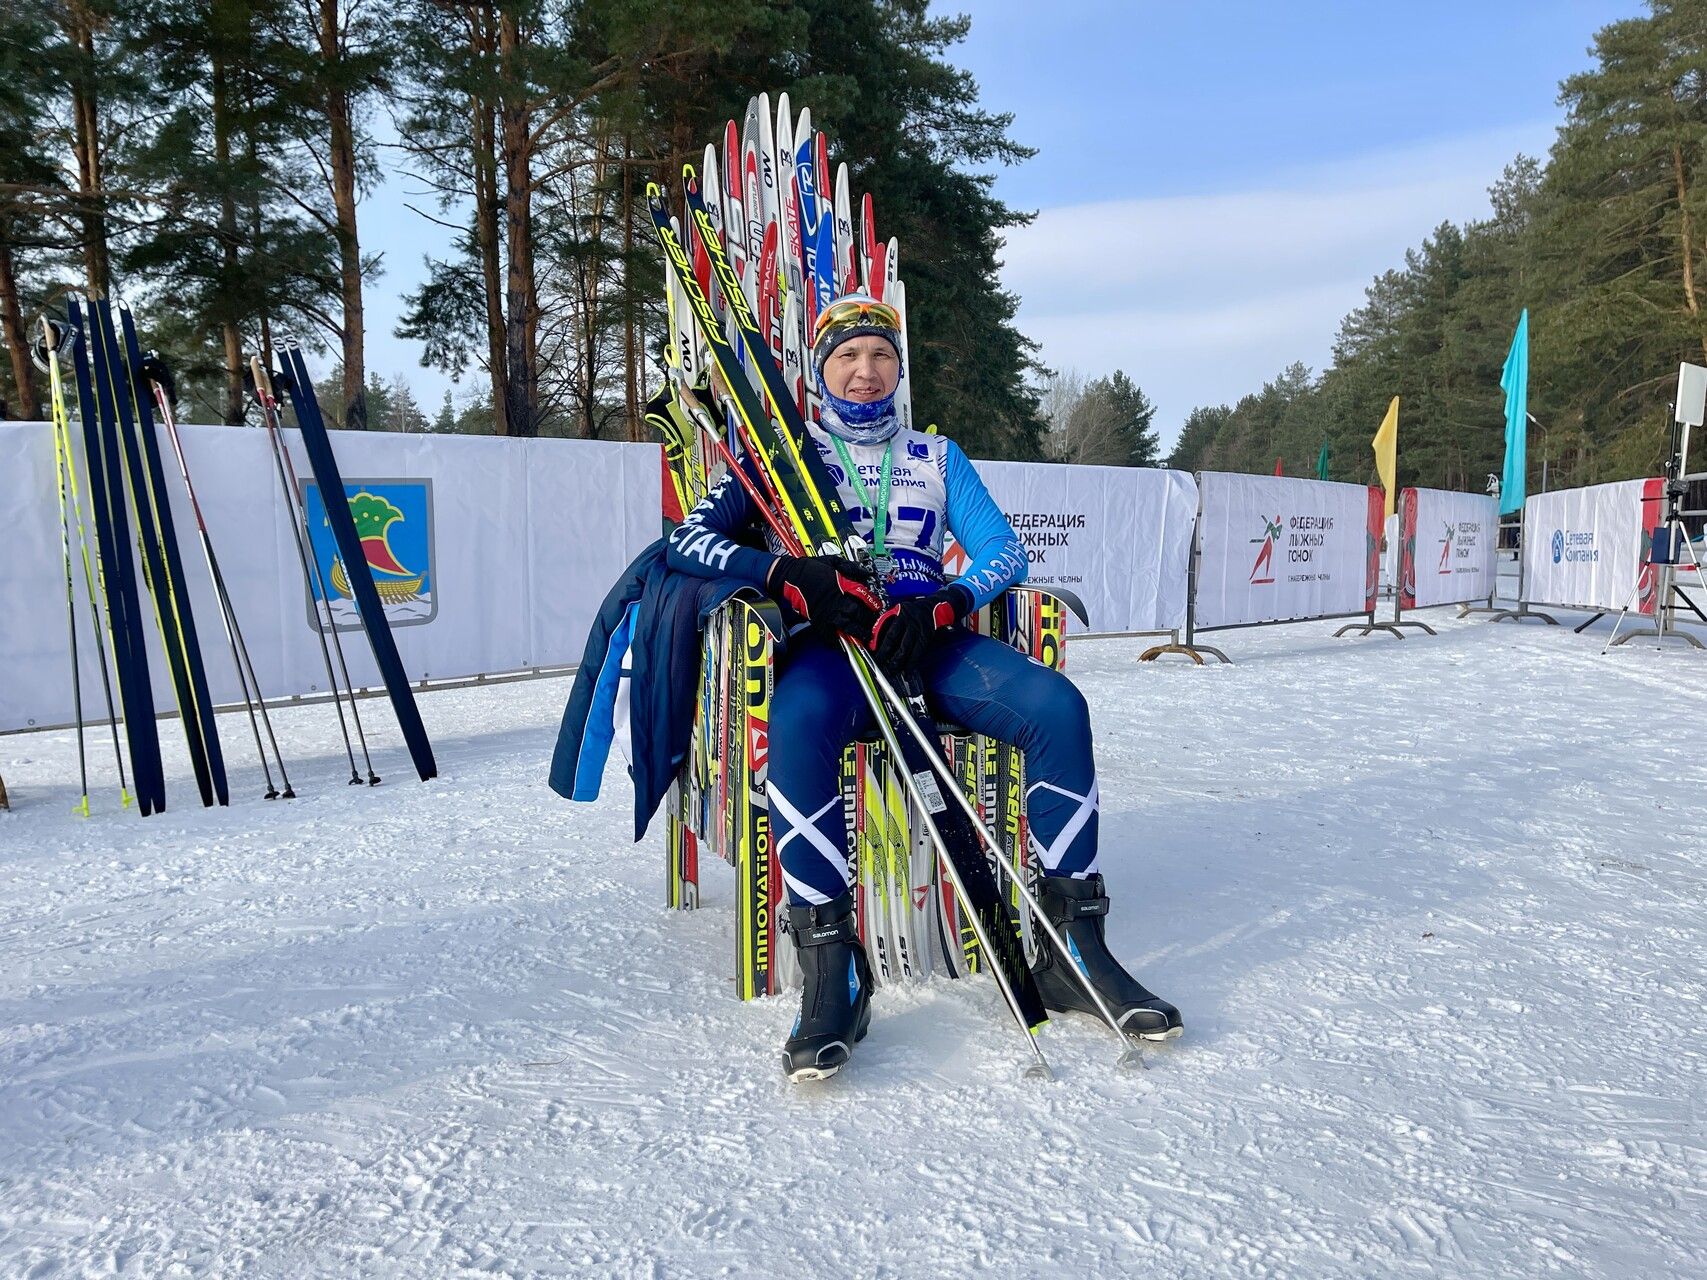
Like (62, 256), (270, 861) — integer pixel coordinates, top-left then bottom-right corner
(0, 422), (659, 731)
(2, 418), (1197, 731)
(1521, 478), (1662, 614)
(961, 462), (1197, 635)
(1193, 472), (1381, 630)
(1398, 488), (1500, 609)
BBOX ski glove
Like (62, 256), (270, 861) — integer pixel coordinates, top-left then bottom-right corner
(868, 583), (975, 674)
(766, 555), (882, 633)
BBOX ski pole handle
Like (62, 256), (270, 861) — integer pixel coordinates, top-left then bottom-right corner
(249, 356), (275, 405)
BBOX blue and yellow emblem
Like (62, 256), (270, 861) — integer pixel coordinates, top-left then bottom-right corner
(303, 478), (437, 628)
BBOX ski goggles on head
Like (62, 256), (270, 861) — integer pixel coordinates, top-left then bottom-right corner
(811, 295), (902, 347)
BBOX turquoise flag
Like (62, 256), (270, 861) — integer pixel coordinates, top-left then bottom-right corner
(1499, 310), (1529, 515)
(1316, 440), (1330, 480)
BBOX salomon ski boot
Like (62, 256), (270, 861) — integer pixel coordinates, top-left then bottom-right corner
(1032, 873), (1182, 1042)
(782, 889), (872, 1082)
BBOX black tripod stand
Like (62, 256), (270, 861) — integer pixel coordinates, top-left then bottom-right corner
(1606, 400), (1707, 651)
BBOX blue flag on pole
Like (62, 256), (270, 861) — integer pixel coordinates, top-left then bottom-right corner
(1499, 310), (1529, 515)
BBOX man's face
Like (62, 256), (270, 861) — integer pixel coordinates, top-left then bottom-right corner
(822, 335), (900, 403)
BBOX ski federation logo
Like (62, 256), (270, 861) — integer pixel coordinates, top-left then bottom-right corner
(1249, 514), (1284, 585)
(1437, 521), (1456, 574)
(302, 478), (437, 630)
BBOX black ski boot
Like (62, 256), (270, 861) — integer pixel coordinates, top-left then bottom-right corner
(1032, 873), (1182, 1042)
(781, 889), (873, 1082)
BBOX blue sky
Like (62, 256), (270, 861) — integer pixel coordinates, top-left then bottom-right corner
(350, 0), (1645, 447)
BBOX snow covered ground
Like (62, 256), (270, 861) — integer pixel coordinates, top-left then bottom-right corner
(2, 610), (1703, 1277)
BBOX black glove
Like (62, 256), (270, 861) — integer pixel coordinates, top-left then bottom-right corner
(868, 583), (975, 673)
(766, 555), (881, 634)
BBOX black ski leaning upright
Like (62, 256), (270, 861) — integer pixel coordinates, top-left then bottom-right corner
(116, 301), (229, 806)
(65, 296), (166, 815)
(276, 346), (438, 782)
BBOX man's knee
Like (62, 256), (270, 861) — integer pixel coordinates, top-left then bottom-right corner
(772, 670), (862, 749)
(1019, 666), (1091, 746)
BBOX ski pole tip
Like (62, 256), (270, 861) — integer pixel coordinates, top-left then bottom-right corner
(1118, 1047), (1148, 1072)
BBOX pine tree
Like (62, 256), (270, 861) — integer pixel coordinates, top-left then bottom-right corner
(1102, 370), (1159, 467)
(120, 0), (338, 422)
(794, 0), (1045, 459)
(0, 8), (69, 418)
(1144, 5), (1707, 492)
(263, 0), (396, 429)
(1043, 369), (1159, 467)
(1169, 404), (1231, 472)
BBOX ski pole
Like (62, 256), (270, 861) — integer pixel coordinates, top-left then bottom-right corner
(145, 360), (293, 799)
(714, 387), (1142, 1067)
(834, 631), (1053, 1077)
(251, 357), (365, 786)
(862, 659), (1145, 1067)
(682, 386), (1053, 1075)
(266, 369), (380, 787)
(261, 359), (380, 785)
(51, 364), (90, 817)
(41, 317), (130, 811)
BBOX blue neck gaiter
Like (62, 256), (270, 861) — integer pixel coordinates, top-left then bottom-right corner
(817, 379), (900, 445)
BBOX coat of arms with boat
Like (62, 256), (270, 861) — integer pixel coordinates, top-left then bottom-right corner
(302, 478), (437, 629)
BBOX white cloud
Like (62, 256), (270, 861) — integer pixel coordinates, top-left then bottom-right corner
(1000, 124), (1555, 448)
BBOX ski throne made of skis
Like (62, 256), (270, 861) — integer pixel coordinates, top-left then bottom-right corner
(663, 587), (1070, 1001)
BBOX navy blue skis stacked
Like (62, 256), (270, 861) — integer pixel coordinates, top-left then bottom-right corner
(109, 300), (229, 807)
(273, 347), (437, 783)
(65, 297), (167, 815)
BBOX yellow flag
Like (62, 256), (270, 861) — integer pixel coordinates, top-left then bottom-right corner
(1372, 396), (1399, 518)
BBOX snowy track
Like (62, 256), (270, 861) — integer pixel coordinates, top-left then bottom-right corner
(2, 616), (1703, 1276)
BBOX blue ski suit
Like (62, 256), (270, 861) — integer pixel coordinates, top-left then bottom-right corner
(666, 424), (1100, 908)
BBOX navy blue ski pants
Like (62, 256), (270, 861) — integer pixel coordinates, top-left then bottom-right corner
(768, 629), (1100, 907)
